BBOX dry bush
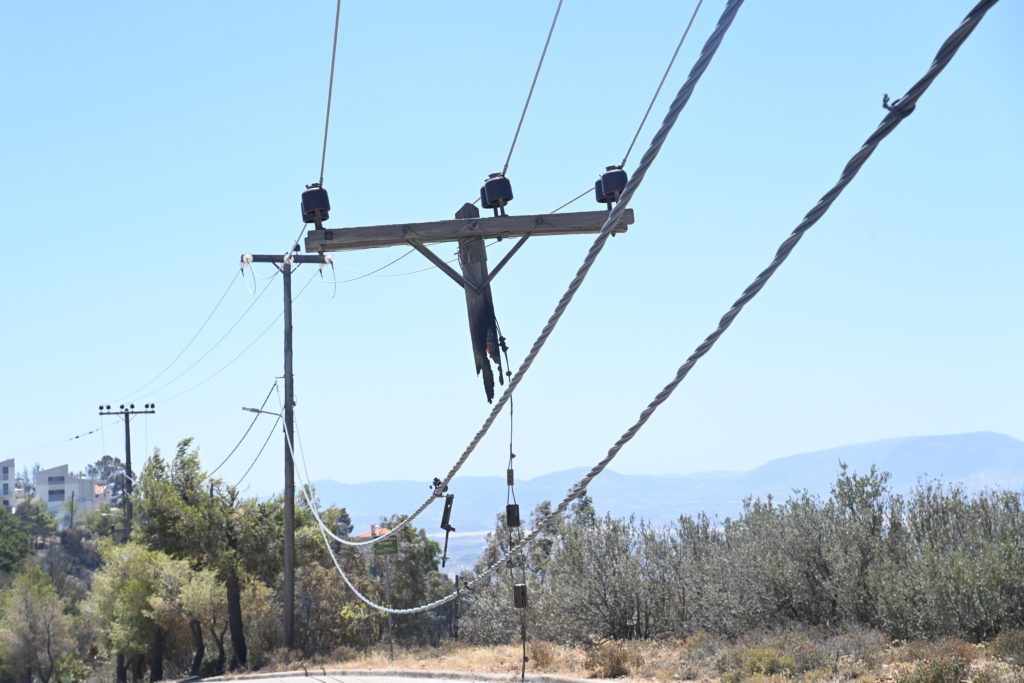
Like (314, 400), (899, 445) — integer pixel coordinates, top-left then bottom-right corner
(990, 629), (1024, 666)
(902, 637), (979, 665)
(584, 641), (631, 678)
(529, 640), (557, 670)
(821, 627), (889, 668)
(329, 644), (357, 662)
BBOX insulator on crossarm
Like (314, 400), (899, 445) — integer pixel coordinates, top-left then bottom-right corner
(595, 165), (628, 208)
(480, 173), (513, 216)
(301, 183), (331, 225)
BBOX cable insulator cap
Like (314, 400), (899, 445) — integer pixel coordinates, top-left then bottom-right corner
(595, 165), (628, 204)
(481, 173), (513, 210)
(301, 184), (331, 224)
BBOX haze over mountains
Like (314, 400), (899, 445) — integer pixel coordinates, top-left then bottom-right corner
(309, 432), (1024, 575)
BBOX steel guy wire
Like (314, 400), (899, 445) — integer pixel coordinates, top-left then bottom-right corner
(502, 0), (565, 177)
(144, 270), (280, 399)
(125, 271), (240, 399)
(320, 0), (343, 187)
(307, 0), (997, 613)
(152, 272), (316, 404)
(313, 0), (746, 551)
(207, 381), (278, 479)
(233, 412), (282, 489)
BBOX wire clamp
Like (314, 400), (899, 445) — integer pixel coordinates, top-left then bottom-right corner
(882, 93), (915, 118)
(431, 477), (449, 497)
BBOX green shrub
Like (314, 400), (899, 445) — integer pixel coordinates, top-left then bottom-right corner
(584, 641), (630, 678)
(897, 656), (969, 683)
(742, 646), (796, 676)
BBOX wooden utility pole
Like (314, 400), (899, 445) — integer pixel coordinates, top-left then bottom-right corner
(242, 251), (327, 651)
(99, 403), (155, 541)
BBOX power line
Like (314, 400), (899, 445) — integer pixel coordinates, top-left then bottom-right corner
(502, 0), (565, 176)
(126, 271), (240, 398)
(207, 381), (278, 479)
(549, 1), (706, 217)
(234, 412), (281, 489)
(152, 273), (315, 404)
(320, 0), (343, 186)
(622, 0), (704, 167)
(316, 248), (415, 284)
(144, 270), (280, 399)
(315, 0), (747, 550)
(311, 0), (997, 615)
(9, 425), (109, 458)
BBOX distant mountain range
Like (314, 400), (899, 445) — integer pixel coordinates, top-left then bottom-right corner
(309, 431), (1024, 575)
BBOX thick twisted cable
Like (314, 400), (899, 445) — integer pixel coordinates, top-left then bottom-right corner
(315, 0), (747, 550)
(308, 0), (996, 612)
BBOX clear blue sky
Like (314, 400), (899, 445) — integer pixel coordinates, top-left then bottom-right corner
(1, 1), (1020, 490)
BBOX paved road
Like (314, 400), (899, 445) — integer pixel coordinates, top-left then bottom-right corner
(226, 678), (474, 683)
(208, 673), (530, 683)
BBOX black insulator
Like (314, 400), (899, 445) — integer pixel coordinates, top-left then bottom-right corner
(506, 503), (521, 528)
(440, 493), (455, 531)
(506, 468), (515, 486)
(301, 183), (331, 224)
(480, 173), (513, 210)
(513, 583), (528, 609)
(595, 165), (628, 204)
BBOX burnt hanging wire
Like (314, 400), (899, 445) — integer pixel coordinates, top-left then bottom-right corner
(499, 327), (528, 682)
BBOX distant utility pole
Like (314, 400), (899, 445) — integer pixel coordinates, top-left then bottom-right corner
(240, 250), (326, 651)
(98, 403), (155, 541)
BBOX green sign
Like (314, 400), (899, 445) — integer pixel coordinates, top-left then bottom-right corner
(373, 539), (399, 556)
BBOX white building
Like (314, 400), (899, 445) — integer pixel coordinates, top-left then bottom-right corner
(0, 458), (13, 510)
(33, 464), (104, 528)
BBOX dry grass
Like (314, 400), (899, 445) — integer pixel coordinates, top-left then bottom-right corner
(253, 632), (1024, 682)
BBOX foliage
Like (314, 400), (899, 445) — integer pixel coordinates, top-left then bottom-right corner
(896, 656), (970, 683)
(0, 508), (29, 572)
(463, 467), (1024, 646)
(14, 497), (57, 547)
(87, 454), (126, 505)
(0, 562), (77, 682)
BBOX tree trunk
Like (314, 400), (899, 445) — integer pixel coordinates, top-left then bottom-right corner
(225, 569), (247, 668)
(116, 653), (128, 683)
(211, 625), (227, 674)
(130, 655), (144, 683)
(189, 618), (206, 676)
(149, 627), (165, 681)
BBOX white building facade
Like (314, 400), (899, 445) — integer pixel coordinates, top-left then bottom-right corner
(0, 458), (13, 510)
(33, 464), (104, 528)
